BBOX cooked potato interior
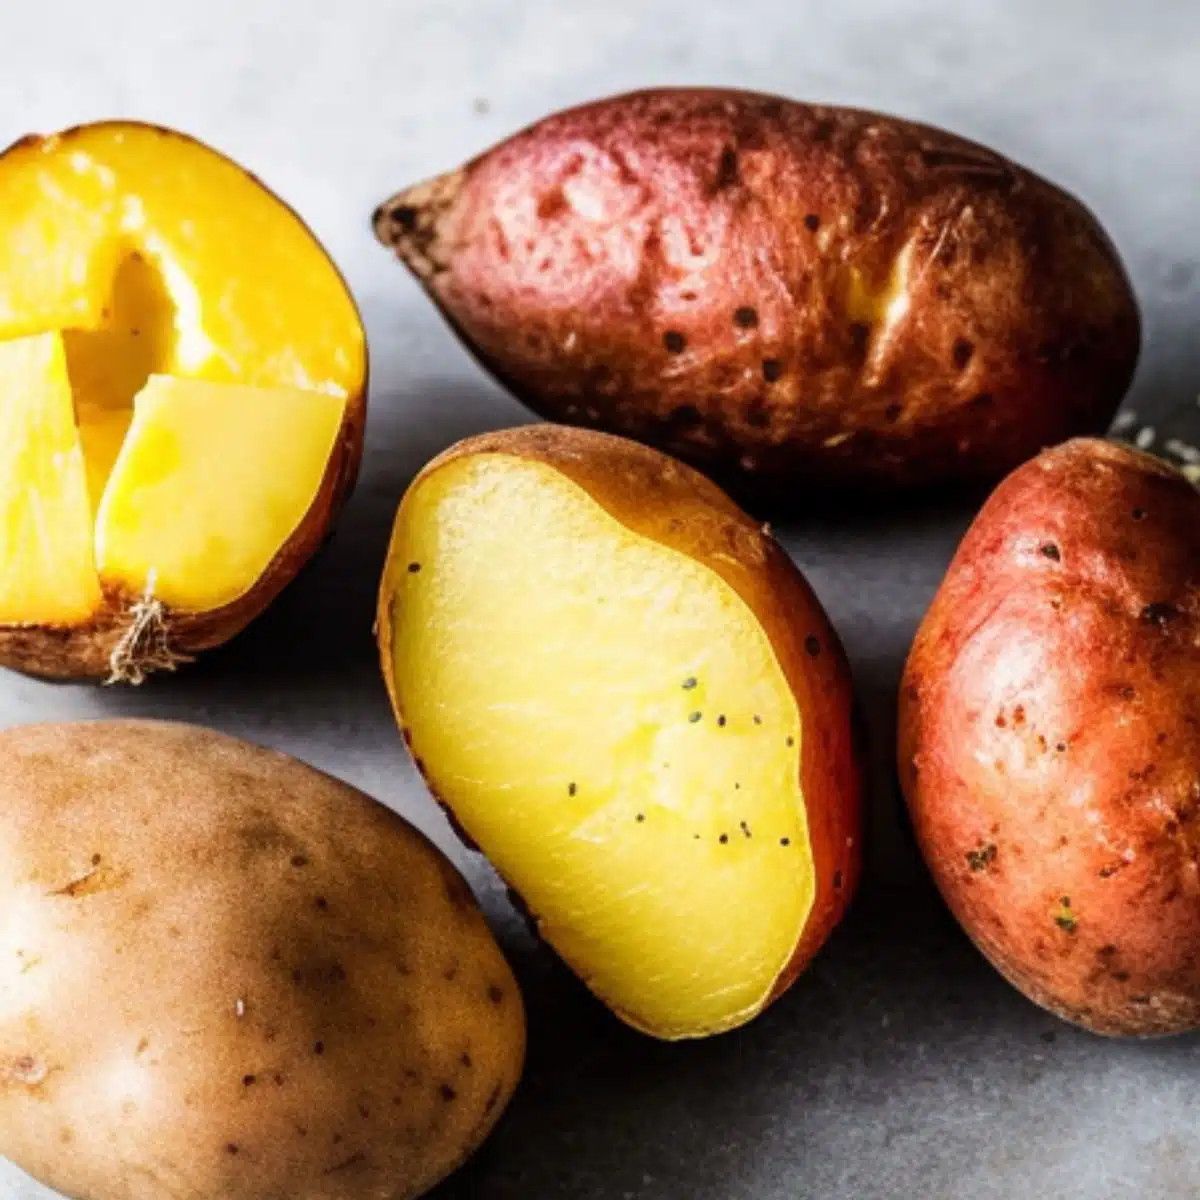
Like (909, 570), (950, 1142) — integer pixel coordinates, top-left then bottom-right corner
(96, 378), (345, 610)
(0, 123), (364, 621)
(0, 334), (100, 623)
(389, 454), (814, 1037)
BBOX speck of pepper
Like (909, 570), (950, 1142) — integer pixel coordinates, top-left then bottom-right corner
(91, 853), (102, 866)
(804, 635), (821, 657)
(780, 837), (791, 847)
(689, 712), (702, 723)
(1040, 543), (1061, 562)
(786, 736), (795, 747)
(663, 330), (687, 354)
(719, 834), (730, 845)
(407, 562), (421, 574)
(717, 715), (727, 727)
(753, 715), (762, 725)
(636, 813), (645, 823)
(682, 676), (698, 689)
(567, 782), (577, 797)
(734, 306), (759, 328)
(740, 821), (752, 838)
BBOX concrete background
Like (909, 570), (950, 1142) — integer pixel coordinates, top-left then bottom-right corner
(1, 1), (1198, 1196)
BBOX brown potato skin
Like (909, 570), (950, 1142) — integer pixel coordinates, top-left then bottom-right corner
(899, 439), (1200, 1035)
(375, 88), (1139, 497)
(0, 720), (525, 1200)
(0, 122), (369, 684)
(378, 425), (864, 1015)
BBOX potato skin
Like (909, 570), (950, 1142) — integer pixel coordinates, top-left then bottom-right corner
(375, 88), (1139, 496)
(899, 439), (1200, 1035)
(0, 720), (524, 1199)
(378, 424), (864, 1010)
(0, 121), (369, 684)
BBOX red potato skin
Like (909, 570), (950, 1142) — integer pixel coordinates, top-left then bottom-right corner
(378, 426), (864, 1020)
(375, 88), (1139, 497)
(899, 439), (1200, 1035)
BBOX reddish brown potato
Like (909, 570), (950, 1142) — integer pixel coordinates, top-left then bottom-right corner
(374, 88), (1139, 496)
(900, 438), (1200, 1035)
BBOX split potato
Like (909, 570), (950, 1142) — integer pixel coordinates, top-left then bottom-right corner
(0, 720), (524, 1199)
(900, 438), (1200, 1035)
(378, 425), (862, 1039)
(375, 88), (1138, 496)
(0, 122), (367, 682)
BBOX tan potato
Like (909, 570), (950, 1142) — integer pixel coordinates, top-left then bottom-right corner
(0, 721), (524, 1198)
(378, 425), (863, 1040)
(374, 88), (1139, 496)
(899, 439), (1200, 1035)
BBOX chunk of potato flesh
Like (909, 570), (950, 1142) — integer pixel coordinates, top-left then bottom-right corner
(0, 334), (101, 624)
(389, 455), (814, 1038)
(95, 377), (345, 611)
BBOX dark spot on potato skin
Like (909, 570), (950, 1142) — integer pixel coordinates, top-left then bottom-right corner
(663, 330), (687, 354)
(487, 985), (505, 1006)
(226, 1143), (240, 1156)
(965, 843), (998, 872)
(1142, 602), (1182, 627)
(1039, 543), (1061, 561)
(884, 403), (903, 422)
(440, 1083), (458, 1102)
(952, 338), (975, 369)
(804, 213), (820, 232)
(761, 357), (784, 382)
(733, 306), (759, 329)
(485, 1083), (503, 1113)
(805, 635), (821, 657)
(666, 403), (703, 429)
(848, 322), (870, 360)
(713, 146), (740, 191)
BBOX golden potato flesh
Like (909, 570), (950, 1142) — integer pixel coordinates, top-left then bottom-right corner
(379, 426), (862, 1040)
(0, 123), (367, 682)
(0, 721), (524, 1200)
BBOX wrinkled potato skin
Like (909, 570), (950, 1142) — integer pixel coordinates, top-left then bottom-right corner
(0, 721), (524, 1199)
(375, 89), (1139, 496)
(899, 440), (1200, 1035)
(379, 425), (864, 1007)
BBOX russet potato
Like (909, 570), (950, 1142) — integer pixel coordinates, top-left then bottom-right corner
(0, 122), (367, 682)
(378, 425), (862, 1039)
(900, 439), (1200, 1035)
(375, 88), (1138, 497)
(0, 721), (524, 1199)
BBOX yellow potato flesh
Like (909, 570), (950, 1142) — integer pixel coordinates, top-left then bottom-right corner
(96, 378), (345, 611)
(389, 454), (814, 1038)
(0, 123), (364, 624)
(0, 334), (101, 624)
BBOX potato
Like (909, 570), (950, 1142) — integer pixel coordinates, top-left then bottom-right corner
(374, 88), (1139, 496)
(899, 438), (1200, 1035)
(377, 425), (863, 1039)
(0, 122), (367, 682)
(0, 721), (524, 1199)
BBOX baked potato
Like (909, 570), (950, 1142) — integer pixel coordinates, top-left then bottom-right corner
(375, 88), (1138, 496)
(377, 424), (863, 1040)
(900, 438), (1200, 1035)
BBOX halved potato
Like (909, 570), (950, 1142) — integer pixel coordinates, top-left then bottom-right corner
(0, 122), (367, 682)
(378, 426), (863, 1039)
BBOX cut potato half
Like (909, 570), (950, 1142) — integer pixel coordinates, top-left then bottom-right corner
(0, 122), (367, 681)
(379, 426), (863, 1039)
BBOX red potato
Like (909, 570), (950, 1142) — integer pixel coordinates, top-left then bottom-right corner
(900, 439), (1200, 1035)
(375, 88), (1139, 497)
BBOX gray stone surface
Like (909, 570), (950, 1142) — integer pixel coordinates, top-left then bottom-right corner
(1, 1), (1198, 1196)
